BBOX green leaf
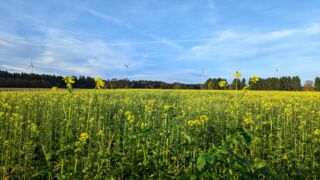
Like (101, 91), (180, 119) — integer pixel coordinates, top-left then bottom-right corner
(183, 133), (192, 144)
(197, 153), (207, 171)
(256, 167), (270, 175)
(205, 154), (213, 164)
(240, 130), (251, 145)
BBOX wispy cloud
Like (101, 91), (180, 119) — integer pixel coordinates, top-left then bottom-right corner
(84, 8), (133, 30)
(82, 7), (184, 51)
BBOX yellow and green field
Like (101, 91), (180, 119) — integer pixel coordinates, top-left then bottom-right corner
(1, 89), (320, 179)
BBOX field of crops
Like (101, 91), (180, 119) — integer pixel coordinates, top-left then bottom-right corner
(1, 89), (320, 179)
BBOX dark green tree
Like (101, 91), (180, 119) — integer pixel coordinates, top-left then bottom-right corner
(315, 77), (320, 91)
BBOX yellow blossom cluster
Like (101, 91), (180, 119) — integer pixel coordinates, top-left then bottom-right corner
(140, 122), (147, 129)
(218, 80), (228, 88)
(125, 111), (135, 123)
(63, 76), (75, 85)
(28, 123), (38, 133)
(164, 105), (173, 111)
(79, 132), (89, 142)
(243, 113), (254, 125)
(250, 75), (260, 84)
(313, 129), (320, 136)
(187, 115), (208, 127)
(97, 130), (104, 137)
(94, 77), (106, 89)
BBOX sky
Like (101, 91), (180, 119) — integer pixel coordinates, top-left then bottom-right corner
(0, 0), (320, 83)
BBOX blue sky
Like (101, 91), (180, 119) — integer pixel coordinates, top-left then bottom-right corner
(0, 0), (320, 83)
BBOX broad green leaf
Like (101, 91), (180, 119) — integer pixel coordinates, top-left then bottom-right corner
(197, 153), (207, 171)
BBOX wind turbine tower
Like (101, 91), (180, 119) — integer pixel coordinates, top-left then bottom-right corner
(27, 59), (35, 73)
(124, 64), (130, 80)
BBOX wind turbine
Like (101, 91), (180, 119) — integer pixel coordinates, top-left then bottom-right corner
(124, 63), (130, 80)
(27, 59), (35, 73)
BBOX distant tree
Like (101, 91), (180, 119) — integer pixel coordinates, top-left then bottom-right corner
(205, 78), (211, 89)
(207, 80), (214, 90)
(315, 77), (320, 91)
(230, 79), (240, 90)
(173, 83), (185, 89)
(292, 76), (301, 91)
(303, 80), (314, 91)
(241, 78), (246, 89)
(205, 78), (227, 90)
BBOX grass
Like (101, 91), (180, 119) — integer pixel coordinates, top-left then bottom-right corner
(1, 89), (320, 179)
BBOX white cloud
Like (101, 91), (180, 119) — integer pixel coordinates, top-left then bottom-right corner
(184, 24), (320, 61)
(304, 23), (320, 35)
(0, 26), (141, 78)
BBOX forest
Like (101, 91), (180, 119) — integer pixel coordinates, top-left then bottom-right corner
(1, 70), (320, 91)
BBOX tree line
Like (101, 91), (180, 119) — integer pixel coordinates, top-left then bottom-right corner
(1, 70), (320, 91)
(0, 70), (200, 89)
(205, 76), (319, 91)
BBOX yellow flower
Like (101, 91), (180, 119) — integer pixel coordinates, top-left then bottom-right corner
(63, 76), (75, 84)
(250, 75), (260, 84)
(164, 105), (172, 111)
(200, 115), (209, 122)
(28, 123), (38, 133)
(3, 103), (12, 110)
(243, 113), (254, 125)
(187, 120), (196, 126)
(234, 71), (242, 79)
(94, 77), (106, 89)
(89, 117), (95, 124)
(125, 111), (135, 123)
(97, 130), (104, 137)
(63, 76), (76, 93)
(79, 132), (89, 142)
(145, 100), (156, 113)
(264, 102), (273, 111)
(218, 80), (228, 88)
(140, 122), (147, 129)
(188, 116), (208, 127)
(128, 115), (135, 123)
(313, 129), (320, 136)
